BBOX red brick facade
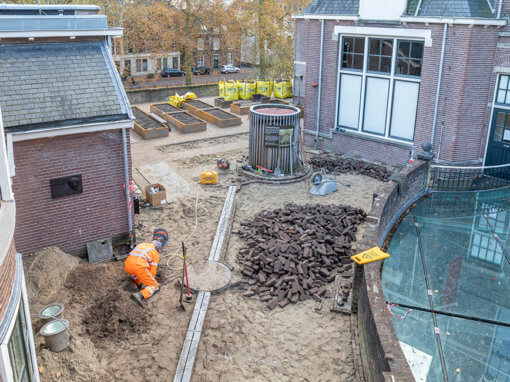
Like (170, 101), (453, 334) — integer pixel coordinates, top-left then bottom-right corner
(12, 130), (133, 256)
(0, 240), (16, 321)
(298, 19), (503, 166)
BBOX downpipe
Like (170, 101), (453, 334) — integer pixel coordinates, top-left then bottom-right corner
(122, 128), (134, 249)
(431, 23), (448, 158)
(314, 19), (325, 150)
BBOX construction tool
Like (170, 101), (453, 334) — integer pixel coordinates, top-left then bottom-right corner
(178, 242), (186, 311)
(182, 242), (192, 302)
(310, 168), (350, 196)
(217, 158), (230, 170)
(274, 144), (282, 177)
(201, 170), (218, 184)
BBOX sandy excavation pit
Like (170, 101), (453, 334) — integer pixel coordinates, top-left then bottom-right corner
(25, 126), (387, 381)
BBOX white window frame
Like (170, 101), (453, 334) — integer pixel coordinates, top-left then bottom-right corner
(0, 270), (39, 382)
(213, 37), (220, 51)
(197, 37), (205, 51)
(197, 54), (204, 67)
(335, 35), (423, 143)
(0, 107), (13, 202)
(228, 53), (234, 65)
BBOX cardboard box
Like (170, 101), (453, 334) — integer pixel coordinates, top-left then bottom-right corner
(145, 183), (167, 206)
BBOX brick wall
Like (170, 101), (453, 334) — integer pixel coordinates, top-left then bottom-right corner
(12, 130), (133, 256)
(300, 19), (500, 166)
(0, 239), (16, 321)
(355, 161), (429, 381)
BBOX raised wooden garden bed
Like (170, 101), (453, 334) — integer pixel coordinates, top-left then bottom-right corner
(230, 101), (258, 115)
(214, 97), (233, 108)
(131, 107), (169, 140)
(181, 100), (214, 115)
(194, 108), (242, 128)
(150, 103), (182, 119)
(165, 112), (207, 134)
(269, 99), (290, 105)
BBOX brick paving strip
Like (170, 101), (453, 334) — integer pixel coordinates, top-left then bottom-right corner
(173, 186), (237, 382)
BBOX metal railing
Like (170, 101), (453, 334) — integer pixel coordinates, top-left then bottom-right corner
(427, 163), (510, 191)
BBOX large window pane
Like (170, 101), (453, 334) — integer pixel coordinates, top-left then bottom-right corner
(390, 80), (419, 140)
(368, 39), (392, 73)
(8, 304), (33, 382)
(338, 74), (362, 128)
(395, 40), (424, 77)
(342, 37), (364, 71)
(363, 77), (389, 135)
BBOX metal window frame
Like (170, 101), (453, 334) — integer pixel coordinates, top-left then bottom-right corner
(336, 35), (422, 142)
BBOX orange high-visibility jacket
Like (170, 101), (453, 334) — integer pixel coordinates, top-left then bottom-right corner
(127, 242), (159, 276)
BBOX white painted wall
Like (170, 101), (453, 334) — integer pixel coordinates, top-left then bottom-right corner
(359, 0), (407, 20)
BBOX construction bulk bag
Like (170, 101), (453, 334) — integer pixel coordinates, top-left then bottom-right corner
(256, 79), (272, 97)
(224, 80), (239, 101)
(169, 93), (184, 107)
(219, 81), (226, 98)
(273, 79), (292, 99)
(237, 80), (256, 100)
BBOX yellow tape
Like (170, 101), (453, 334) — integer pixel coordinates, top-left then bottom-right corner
(351, 247), (390, 265)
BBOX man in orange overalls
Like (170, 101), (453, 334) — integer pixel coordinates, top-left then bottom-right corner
(125, 229), (168, 307)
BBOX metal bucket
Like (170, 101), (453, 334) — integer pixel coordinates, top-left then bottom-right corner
(40, 319), (70, 353)
(39, 303), (64, 324)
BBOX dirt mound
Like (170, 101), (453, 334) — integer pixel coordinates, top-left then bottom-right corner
(37, 335), (107, 382)
(82, 288), (154, 345)
(65, 262), (124, 295)
(24, 247), (82, 304)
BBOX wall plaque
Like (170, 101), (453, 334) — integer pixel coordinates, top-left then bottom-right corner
(50, 174), (83, 199)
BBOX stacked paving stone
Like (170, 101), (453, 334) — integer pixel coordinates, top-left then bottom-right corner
(309, 154), (391, 181)
(237, 203), (365, 309)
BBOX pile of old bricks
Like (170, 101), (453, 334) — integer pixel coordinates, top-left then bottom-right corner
(237, 203), (365, 309)
(309, 154), (391, 181)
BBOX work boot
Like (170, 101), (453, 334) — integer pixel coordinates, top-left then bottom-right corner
(131, 292), (145, 308)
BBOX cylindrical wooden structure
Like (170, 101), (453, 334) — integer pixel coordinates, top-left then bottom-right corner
(249, 104), (301, 173)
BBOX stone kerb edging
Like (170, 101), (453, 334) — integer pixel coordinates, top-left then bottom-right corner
(357, 161), (429, 382)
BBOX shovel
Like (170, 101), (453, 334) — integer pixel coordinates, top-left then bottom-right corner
(274, 145), (282, 177)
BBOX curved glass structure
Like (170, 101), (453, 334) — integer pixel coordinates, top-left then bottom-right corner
(382, 188), (510, 381)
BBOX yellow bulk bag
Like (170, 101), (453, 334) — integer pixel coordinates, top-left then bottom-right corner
(224, 80), (239, 101)
(274, 79), (292, 99)
(256, 79), (272, 97)
(183, 92), (197, 101)
(237, 80), (256, 100)
(169, 93), (184, 107)
(219, 81), (226, 98)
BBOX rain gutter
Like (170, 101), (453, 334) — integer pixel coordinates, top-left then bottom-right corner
(314, 19), (325, 150)
(431, 23), (447, 153)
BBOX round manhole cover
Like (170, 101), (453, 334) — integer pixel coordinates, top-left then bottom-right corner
(185, 260), (232, 293)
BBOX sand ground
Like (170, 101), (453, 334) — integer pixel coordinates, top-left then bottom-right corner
(25, 97), (382, 382)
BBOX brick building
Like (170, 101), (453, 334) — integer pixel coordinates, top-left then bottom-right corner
(0, 110), (39, 380)
(295, 0), (510, 167)
(0, 4), (134, 256)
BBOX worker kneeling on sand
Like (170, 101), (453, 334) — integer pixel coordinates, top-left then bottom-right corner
(125, 229), (168, 307)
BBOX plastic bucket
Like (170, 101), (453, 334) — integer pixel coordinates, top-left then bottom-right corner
(40, 319), (70, 353)
(39, 303), (64, 324)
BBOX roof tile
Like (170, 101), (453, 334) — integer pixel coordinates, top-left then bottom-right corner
(0, 41), (125, 129)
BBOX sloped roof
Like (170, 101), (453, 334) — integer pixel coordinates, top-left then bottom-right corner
(302, 0), (359, 15)
(301, 0), (495, 18)
(0, 41), (129, 132)
(406, 0), (494, 17)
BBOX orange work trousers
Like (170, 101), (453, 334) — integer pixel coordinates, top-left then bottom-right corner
(124, 256), (160, 299)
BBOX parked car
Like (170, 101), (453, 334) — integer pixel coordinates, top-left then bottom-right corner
(220, 65), (240, 74)
(192, 66), (212, 75)
(161, 68), (185, 77)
